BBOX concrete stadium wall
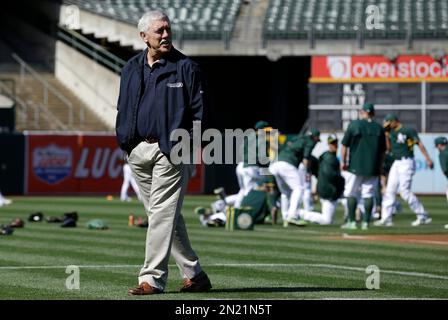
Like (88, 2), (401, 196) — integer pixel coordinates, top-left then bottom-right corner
(55, 41), (119, 128)
(62, 5), (143, 50)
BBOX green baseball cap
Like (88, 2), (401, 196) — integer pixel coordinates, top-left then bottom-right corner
(254, 120), (269, 130)
(434, 136), (448, 146)
(327, 133), (338, 144)
(383, 113), (398, 127)
(384, 114), (398, 122)
(308, 128), (320, 140)
(362, 103), (375, 113)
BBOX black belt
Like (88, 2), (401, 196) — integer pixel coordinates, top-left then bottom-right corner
(145, 137), (159, 144)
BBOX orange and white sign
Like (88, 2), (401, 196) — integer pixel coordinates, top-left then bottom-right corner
(311, 55), (448, 82)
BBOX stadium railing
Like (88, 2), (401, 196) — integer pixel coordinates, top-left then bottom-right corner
(57, 25), (126, 74)
(11, 53), (77, 128)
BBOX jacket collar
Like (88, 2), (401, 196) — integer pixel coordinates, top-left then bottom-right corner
(136, 47), (180, 75)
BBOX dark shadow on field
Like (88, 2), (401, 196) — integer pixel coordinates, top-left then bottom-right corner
(210, 287), (368, 293)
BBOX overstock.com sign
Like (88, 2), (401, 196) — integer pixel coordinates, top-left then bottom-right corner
(327, 56), (351, 79)
(311, 55), (448, 82)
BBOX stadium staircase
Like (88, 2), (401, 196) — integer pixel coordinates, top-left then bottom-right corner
(1, 71), (111, 132)
(0, 22), (112, 132)
(0, 54), (111, 132)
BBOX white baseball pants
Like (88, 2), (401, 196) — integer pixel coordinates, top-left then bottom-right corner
(300, 199), (337, 225)
(269, 161), (303, 220)
(381, 158), (427, 222)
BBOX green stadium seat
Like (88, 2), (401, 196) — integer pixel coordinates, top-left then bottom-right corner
(263, 0), (447, 41)
(64, 0), (243, 40)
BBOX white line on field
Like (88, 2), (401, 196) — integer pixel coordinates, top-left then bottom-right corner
(0, 263), (447, 280)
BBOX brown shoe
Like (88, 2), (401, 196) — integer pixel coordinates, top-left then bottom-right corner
(128, 282), (162, 295)
(180, 271), (212, 293)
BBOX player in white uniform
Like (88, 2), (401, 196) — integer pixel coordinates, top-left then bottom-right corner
(0, 191), (12, 207)
(120, 159), (142, 202)
(375, 114), (433, 227)
(269, 128), (320, 226)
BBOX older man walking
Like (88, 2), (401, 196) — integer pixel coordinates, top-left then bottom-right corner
(115, 10), (211, 295)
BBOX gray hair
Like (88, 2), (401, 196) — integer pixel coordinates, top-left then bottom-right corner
(138, 10), (170, 33)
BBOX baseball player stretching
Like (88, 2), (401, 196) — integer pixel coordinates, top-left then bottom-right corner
(234, 121), (273, 208)
(375, 114), (433, 227)
(269, 128), (320, 226)
(340, 103), (386, 230)
(300, 134), (345, 225)
(121, 160), (142, 202)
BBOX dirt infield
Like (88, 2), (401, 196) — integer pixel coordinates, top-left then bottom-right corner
(328, 234), (448, 246)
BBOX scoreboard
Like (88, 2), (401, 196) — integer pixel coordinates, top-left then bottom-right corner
(308, 55), (448, 132)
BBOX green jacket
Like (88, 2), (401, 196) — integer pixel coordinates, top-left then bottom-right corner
(316, 151), (345, 201)
(341, 119), (386, 176)
(240, 183), (280, 224)
(278, 135), (317, 168)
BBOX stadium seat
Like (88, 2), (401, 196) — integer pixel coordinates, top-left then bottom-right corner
(64, 0), (243, 40)
(263, 0), (448, 40)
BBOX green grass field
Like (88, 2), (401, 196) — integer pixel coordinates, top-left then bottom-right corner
(0, 195), (447, 300)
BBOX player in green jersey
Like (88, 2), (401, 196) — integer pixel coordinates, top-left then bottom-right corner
(269, 128), (320, 226)
(340, 103), (386, 230)
(375, 114), (433, 227)
(300, 134), (345, 224)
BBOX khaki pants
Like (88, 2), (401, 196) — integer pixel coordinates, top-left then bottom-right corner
(127, 141), (202, 291)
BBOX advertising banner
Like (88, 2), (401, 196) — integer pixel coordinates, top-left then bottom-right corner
(25, 133), (204, 195)
(311, 55), (448, 83)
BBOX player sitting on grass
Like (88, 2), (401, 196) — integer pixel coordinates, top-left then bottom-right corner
(196, 176), (280, 227)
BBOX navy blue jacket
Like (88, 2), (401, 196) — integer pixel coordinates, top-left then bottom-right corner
(115, 47), (205, 157)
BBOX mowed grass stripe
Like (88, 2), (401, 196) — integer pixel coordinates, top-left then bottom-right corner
(0, 248), (142, 267)
(0, 269), (139, 300)
(4, 232), (446, 274)
(188, 232), (448, 260)
(199, 249), (448, 276)
(191, 238), (448, 268)
(204, 267), (446, 298)
(10, 222), (448, 262)
(1, 195), (447, 299)
(0, 239), (143, 260)
(1, 264), (447, 299)
(3, 231), (447, 276)
(1, 266), (444, 299)
(8, 230), (146, 247)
